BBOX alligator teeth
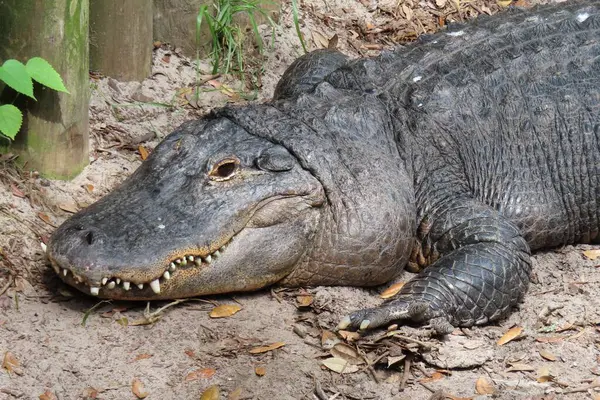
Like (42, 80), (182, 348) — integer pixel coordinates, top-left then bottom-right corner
(181, 258), (187, 266)
(63, 269), (68, 277)
(107, 281), (116, 289)
(149, 279), (161, 294)
(213, 250), (220, 258)
(169, 262), (176, 272)
(122, 281), (131, 291)
(90, 287), (100, 296)
(220, 244), (227, 251)
(116, 278), (121, 284)
(41, 242), (47, 253)
(163, 271), (170, 280)
(187, 256), (194, 262)
(194, 259), (202, 266)
(205, 255), (212, 264)
(137, 283), (144, 290)
(101, 277), (108, 286)
(175, 258), (182, 264)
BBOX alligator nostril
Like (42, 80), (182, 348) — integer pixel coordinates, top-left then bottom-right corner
(84, 231), (94, 245)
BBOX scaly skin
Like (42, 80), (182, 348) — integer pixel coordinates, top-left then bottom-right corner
(49, 1), (600, 332)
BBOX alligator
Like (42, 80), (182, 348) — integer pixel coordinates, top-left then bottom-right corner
(48, 1), (600, 333)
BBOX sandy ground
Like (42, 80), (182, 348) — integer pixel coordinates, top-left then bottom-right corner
(1, 1), (600, 399)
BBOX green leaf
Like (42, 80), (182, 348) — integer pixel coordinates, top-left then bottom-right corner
(0, 60), (35, 99)
(26, 57), (69, 93)
(0, 104), (23, 140)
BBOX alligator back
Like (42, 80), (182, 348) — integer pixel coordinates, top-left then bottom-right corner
(328, 1), (600, 250)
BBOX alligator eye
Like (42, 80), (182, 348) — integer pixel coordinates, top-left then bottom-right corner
(209, 158), (240, 181)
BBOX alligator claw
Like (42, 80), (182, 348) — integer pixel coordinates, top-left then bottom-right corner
(339, 298), (452, 334)
(337, 316), (352, 330)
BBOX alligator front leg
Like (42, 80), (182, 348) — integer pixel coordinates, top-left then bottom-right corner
(339, 199), (532, 334)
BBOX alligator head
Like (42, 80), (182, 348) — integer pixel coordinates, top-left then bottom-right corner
(48, 87), (416, 300)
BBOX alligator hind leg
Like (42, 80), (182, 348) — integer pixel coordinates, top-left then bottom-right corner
(273, 49), (348, 100)
(339, 198), (532, 334)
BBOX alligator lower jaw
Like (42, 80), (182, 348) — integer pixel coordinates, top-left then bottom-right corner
(50, 238), (232, 298)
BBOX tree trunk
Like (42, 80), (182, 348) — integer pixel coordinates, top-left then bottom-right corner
(0, 0), (90, 179)
(89, 0), (153, 82)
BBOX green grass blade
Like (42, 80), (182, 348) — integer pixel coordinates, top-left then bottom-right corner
(291, 0), (308, 53)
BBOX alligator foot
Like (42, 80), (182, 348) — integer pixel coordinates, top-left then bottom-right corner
(337, 298), (454, 335)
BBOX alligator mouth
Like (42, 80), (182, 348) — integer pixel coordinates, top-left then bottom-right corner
(50, 237), (232, 297)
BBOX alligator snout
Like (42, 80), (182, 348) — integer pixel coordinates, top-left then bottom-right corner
(65, 224), (102, 246)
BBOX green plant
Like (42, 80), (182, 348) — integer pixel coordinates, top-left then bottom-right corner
(195, 0), (276, 79)
(0, 57), (68, 141)
(291, 0), (308, 53)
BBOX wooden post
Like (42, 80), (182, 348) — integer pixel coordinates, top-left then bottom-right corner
(0, 0), (89, 179)
(153, 0), (280, 58)
(153, 0), (213, 57)
(89, 0), (153, 82)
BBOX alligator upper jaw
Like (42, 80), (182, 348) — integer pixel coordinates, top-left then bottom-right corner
(48, 238), (232, 299)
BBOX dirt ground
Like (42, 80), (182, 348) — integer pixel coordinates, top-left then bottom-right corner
(1, 1), (600, 399)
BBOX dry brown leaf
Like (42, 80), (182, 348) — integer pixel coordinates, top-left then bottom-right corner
(59, 203), (79, 213)
(38, 212), (53, 226)
(296, 295), (314, 307)
(138, 146), (149, 160)
(537, 366), (553, 383)
(184, 349), (196, 359)
(330, 343), (363, 365)
(556, 322), (575, 332)
(84, 184), (95, 193)
(497, 326), (523, 345)
(312, 30), (329, 48)
(200, 385), (220, 400)
(133, 353), (152, 362)
(321, 357), (360, 374)
(475, 376), (495, 394)
(539, 349), (557, 361)
(321, 330), (340, 348)
(506, 363), (535, 372)
(535, 335), (566, 343)
(81, 387), (99, 399)
(583, 249), (600, 260)
(207, 80), (237, 98)
(380, 282), (405, 299)
(328, 34), (339, 49)
(568, 328), (586, 340)
(514, 0), (532, 7)
(185, 367), (216, 381)
(39, 390), (58, 400)
(228, 387), (243, 400)
(419, 371), (445, 383)
(338, 330), (360, 342)
(255, 365), (266, 376)
(387, 355), (406, 367)
(2, 351), (21, 375)
(11, 184), (25, 198)
(497, 0), (512, 6)
(209, 304), (241, 318)
(402, 4), (413, 21)
(436, 0), (447, 7)
(249, 342), (285, 354)
(131, 378), (148, 399)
